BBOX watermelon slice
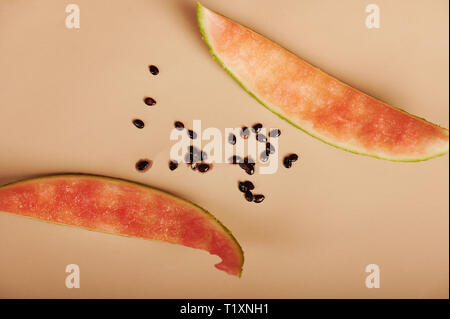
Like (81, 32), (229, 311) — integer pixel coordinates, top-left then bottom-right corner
(0, 174), (244, 276)
(197, 3), (449, 161)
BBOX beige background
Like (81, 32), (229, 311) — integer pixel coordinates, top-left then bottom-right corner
(0, 0), (448, 298)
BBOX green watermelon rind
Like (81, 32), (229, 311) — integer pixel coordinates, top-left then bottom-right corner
(197, 3), (449, 162)
(0, 173), (244, 277)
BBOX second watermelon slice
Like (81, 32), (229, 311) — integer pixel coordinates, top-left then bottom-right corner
(197, 3), (449, 161)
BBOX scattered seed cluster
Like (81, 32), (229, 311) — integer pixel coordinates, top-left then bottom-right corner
(168, 121), (299, 203)
(227, 122), (299, 203)
(228, 123), (278, 176)
(169, 121), (212, 173)
(134, 65), (160, 172)
(132, 69), (300, 203)
(237, 157), (255, 175)
(238, 181), (265, 204)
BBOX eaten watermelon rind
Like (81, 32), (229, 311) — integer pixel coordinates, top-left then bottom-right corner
(197, 2), (449, 162)
(0, 173), (244, 277)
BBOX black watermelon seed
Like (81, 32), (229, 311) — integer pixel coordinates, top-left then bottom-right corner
(243, 181), (254, 190)
(187, 130), (197, 139)
(266, 142), (275, 155)
(136, 159), (151, 172)
(238, 181), (248, 193)
(169, 160), (178, 171)
(149, 65), (159, 75)
(283, 157), (292, 168)
(253, 194), (265, 203)
(228, 155), (243, 164)
(269, 129), (281, 138)
(132, 119), (145, 129)
(228, 133), (237, 145)
(245, 166), (255, 175)
(239, 162), (255, 174)
(244, 191), (254, 202)
(197, 163), (210, 173)
(240, 127), (250, 139)
(144, 97), (156, 106)
(288, 153), (299, 162)
(260, 151), (269, 163)
(174, 121), (184, 130)
(251, 123), (263, 133)
(256, 133), (267, 143)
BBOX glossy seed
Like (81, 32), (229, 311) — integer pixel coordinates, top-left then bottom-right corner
(239, 162), (255, 175)
(187, 130), (197, 139)
(244, 191), (254, 202)
(266, 142), (275, 155)
(288, 153), (299, 162)
(283, 154), (298, 168)
(245, 166), (255, 175)
(132, 119), (145, 129)
(144, 97), (156, 106)
(228, 133), (237, 145)
(229, 155), (243, 164)
(283, 157), (292, 168)
(260, 151), (269, 163)
(243, 181), (254, 190)
(251, 123), (263, 133)
(269, 129), (281, 138)
(197, 163), (210, 173)
(240, 127), (250, 139)
(136, 159), (151, 172)
(256, 133), (267, 143)
(253, 194), (265, 203)
(238, 181), (248, 193)
(174, 121), (184, 130)
(169, 160), (178, 171)
(149, 65), (159, 75)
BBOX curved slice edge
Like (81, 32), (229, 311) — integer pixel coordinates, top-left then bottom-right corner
(197, 2), (449, 162)
(0, 173), (244, 277)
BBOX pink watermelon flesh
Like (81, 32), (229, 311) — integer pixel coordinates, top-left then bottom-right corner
(0, 174), (244, 276)
(197, 3), (449, 161)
